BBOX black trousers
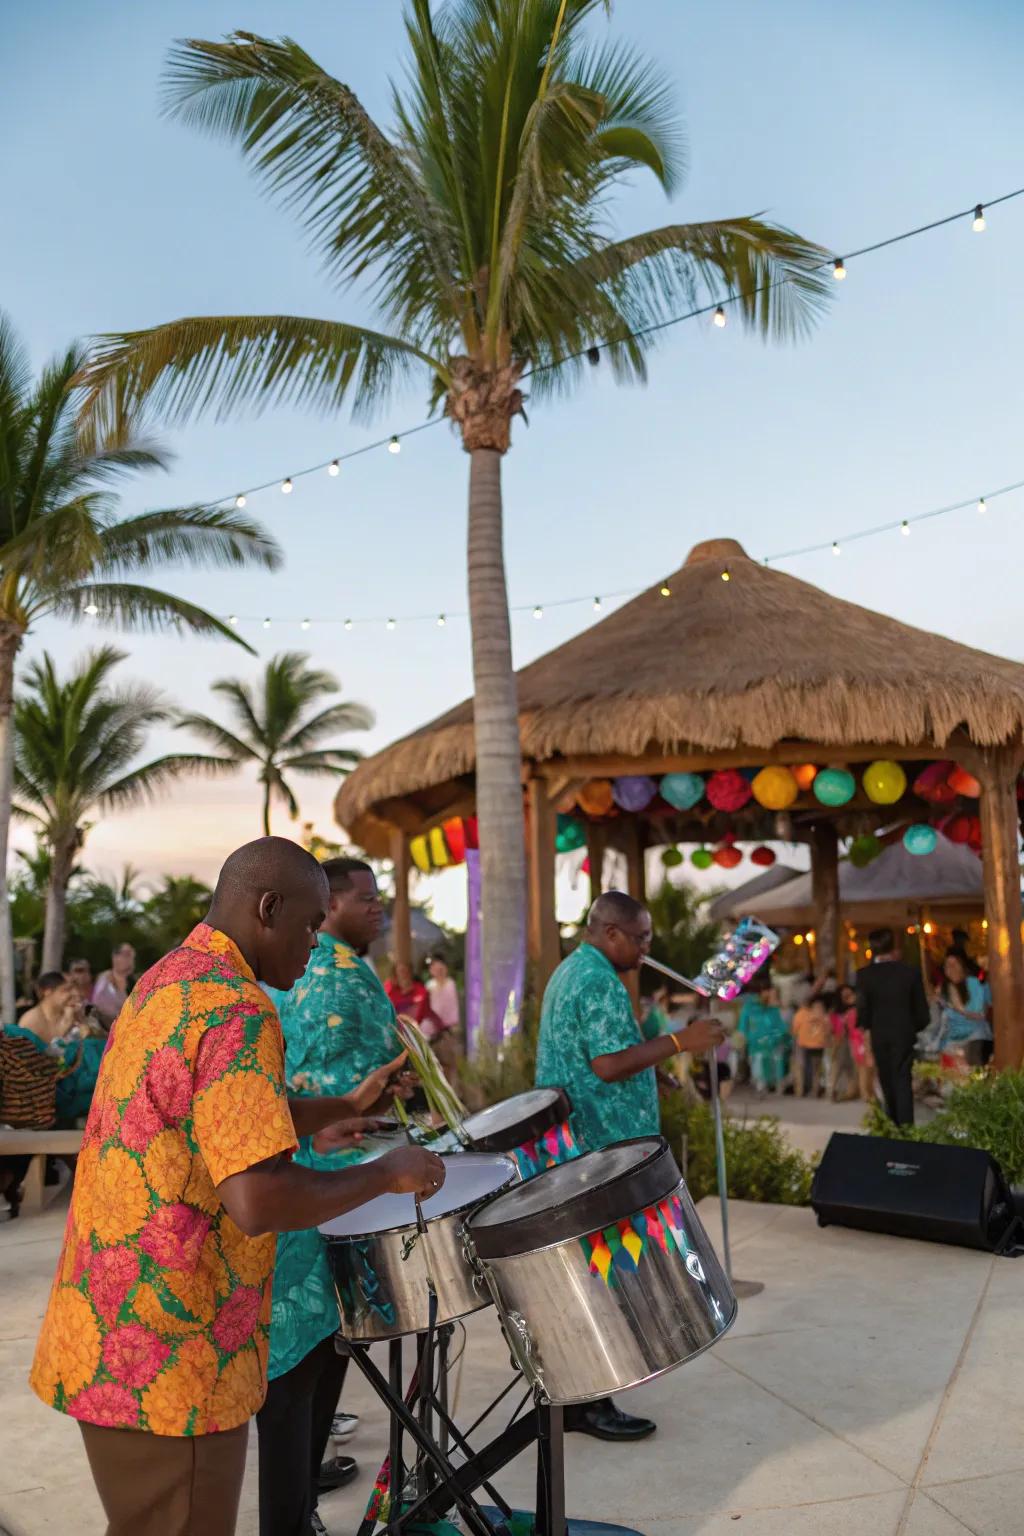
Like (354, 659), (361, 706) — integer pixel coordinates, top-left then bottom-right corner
(256, 1333), (347, 1536)
(871, 1034), (915, 1126)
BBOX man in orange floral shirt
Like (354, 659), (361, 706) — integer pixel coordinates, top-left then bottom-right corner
(30, 837), (443, 1536)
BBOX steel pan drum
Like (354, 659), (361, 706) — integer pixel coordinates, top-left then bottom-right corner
(462, 1086), (579, 1181)
(321, 1153), (516, 1341)
(466, 1137), (736, 1404)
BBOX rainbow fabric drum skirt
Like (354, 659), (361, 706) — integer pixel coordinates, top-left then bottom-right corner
(461, 1086), (579, 1181)
(466, 1137), (736, 1404)
(320, 1152), (516, 1340)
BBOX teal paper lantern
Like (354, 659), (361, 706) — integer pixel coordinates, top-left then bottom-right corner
(661, 846), (684, 868)
(903, 823), (938, 856)
(814, 767), (856, 807)
(555, 815), (586, 853)
(660, 772), (705, 810)
(691, 847), (714, 870)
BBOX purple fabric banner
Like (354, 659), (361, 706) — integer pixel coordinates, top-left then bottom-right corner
(465, 849), (482, 1056)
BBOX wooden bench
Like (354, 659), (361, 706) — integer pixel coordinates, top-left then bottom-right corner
(0, 1128), (83, 1215)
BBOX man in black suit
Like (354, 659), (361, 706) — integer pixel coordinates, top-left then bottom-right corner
(855, 927), (931, 1125)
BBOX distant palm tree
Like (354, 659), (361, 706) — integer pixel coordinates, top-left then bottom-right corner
(0, 313), (280, 1018)
(13, 648), (227, 970)
(177, 651), (374, 835)
(74, 2), (830, 1024)
(143, 873), (213, 952)
(646, 876), (723, 983)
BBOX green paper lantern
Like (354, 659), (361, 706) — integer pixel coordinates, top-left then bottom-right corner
(661, 846), (684, 868)
(814, 767), (856, 807)
(555, 815), (586, 853)
(691, 847), (714, 870)
(849, 833), (882, 868)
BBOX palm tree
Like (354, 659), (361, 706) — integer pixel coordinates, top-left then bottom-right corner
(143, 873), (214, 952)
(74, 2), (831, 1026)
(176, 650), (373, 835)
(0, 314), (281, 1019)
(646, 876), (723, 984)
(13, 647), (230, 971)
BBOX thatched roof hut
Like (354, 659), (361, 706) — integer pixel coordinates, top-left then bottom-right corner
(336, 538), (1024, 1064)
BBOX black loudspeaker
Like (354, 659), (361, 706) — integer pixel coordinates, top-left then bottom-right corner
(811, 1133), (1017, 1253)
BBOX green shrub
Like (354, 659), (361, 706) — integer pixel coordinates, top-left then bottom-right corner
(459, 996), (540, 1111)
(866, 1068), (1024, 1184)
(660, 1094), (815, 1206)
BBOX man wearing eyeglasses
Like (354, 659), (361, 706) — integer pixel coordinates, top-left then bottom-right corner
(535, 889), (724, 1442)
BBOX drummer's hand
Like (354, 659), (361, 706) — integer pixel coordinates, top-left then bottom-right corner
(679, 1017), (726, 1055)
(379, 1146), (446, 1198)
(312, 1116), (391, 1155)
(349, 1051), (412, 1115)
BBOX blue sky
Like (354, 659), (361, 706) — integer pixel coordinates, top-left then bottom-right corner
(4, 0), (1024, 915)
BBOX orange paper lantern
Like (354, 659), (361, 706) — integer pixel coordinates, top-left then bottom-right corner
(713, 845), (743, 869)
(793, 763), (818, 792)
(947, 765), (981, 798)
(577, 778), (614, 816)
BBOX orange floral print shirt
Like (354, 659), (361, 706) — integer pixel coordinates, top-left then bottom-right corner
(30, 923), (298, 1435)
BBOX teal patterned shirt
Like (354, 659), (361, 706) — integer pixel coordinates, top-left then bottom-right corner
(535, 943), (659, 1152)
(265, 931), (400, 1379)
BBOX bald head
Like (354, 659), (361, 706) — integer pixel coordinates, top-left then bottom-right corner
(208, 837), (329, 989)
(585, 890), (653, 974)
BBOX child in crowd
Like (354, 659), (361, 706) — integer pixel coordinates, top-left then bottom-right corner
(792, 995), (829, 1097)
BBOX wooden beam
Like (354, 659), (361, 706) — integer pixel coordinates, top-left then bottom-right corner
(390, 829), (412, 971)
(810, 821), (840, 982)
(526, 777), (560, 996)
(975, 745), (1024, 1068)
(532, 739), (976, 781)
(585, 821), (607, 906)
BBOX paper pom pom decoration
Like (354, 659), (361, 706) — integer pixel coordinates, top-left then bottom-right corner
(443, 818), (466, 864)
(581, 856), (591, 875)
(555, 815), (587, 853)
(612, 775), (657, 812)
(752, 766), (798, 811)
(706, 770), (752, 813)
(966, 816), (982, 851)
(463, 816), (479, 850)
(947, 765), (981, 798)
(903, 824), (938, 856)
(411, 834), (431, 873)
(814, 767), (856, 806)
(914, 762), (957, 805)
(659, 772), (705, 810)
(578, 778), (614, 816)
(661, 846), (684, 868)
(428, 826), (450, 867)
(941, 813), (973, 845)
(863, 760), (907, 805)
(554, 787), (580, 814)
(750, 845), (777, 867)
(713, 845), (743, 869)
(849, 833), (882, 868)
(793, 763), (819, 792)
(691, 848), (714, 870)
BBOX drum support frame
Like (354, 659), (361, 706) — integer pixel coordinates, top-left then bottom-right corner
(341, 1326), (581, 1536)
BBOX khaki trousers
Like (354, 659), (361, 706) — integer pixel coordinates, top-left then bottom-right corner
(80, 1420), (249, 1536)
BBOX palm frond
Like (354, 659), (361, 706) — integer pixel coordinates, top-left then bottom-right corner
(173, 711), (256, 763)
(279, 749), (363, 772)
(99, 753), (239, 813)
(48, 582), (257, 654)
(282, 699), (374, 751)
(94, 504), (282, 575)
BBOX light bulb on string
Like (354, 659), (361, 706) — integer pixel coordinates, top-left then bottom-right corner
(235, 494), (246, 508)
(977, 497), (987, 514)
(328, 459), (340, 476)
(228, 615), (239, 627)
(533, 605), (543, 620)
(832, 541), (841, 557)
(300, 618), (310, 630)
(592, 597), (602, 612)
(721, 569), (731, 581)
(281, 477), (293, 494)
(84, 601), (99, 616)
(263, 618), (271, 629)
(437, 614), (446, 627)
(832, 258), (847, 281)
(659, 583), (671, 598)
(972, 204), (986, 232)
(386, 617), (396, 630)
(344, 619), (353, 631)
(900, 520), (910, 536)
(712, 305), (727, 328)
(388, 436), (401, 455)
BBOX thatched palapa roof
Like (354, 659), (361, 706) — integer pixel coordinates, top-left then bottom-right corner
(337, 537), (1024, 848)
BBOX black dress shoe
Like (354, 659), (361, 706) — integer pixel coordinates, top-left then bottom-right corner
(317, 1454), (358, 1493)
(564, 1396), (656, 1441)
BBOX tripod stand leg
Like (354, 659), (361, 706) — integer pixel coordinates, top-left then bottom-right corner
(535, 1402), (565, 1536)
(388, 1338), (404, 1535)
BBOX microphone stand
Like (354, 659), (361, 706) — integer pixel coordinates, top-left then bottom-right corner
(642, 954), (764, 1299)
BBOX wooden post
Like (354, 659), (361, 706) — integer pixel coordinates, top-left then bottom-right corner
(810, 821), (840, 983)
(390, 829), (412, 971)
(623, 819), (647, 1015)
(585, 822), (607, 906)
(527, 777), (560, 995)
(975, 745), (1024, 1068)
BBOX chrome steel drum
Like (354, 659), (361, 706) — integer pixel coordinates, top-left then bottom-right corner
(321, 1153), (516, 1341)
(466, 1137), (736, 1404)
(462, 1087), (579, 1181)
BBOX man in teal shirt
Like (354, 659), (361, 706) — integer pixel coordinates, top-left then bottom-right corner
(259, 857), (404, 1536)
(536, 890), (723, 1443)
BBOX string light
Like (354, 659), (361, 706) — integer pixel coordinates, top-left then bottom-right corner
(592, 596), (602, 612)
(900, 520), (910, 536)
(300, 618), (310, 630)
(973, 204), (986, 232)
(978, 497), (987, 514)
(281, 477), (293, 494)
(712, 305), (727, 328)
(437, 614), (446, 627)
(659, 583), (671, 598)
(235, 494), (246, 508)
(344, 618), (353, 631)
(84, 602), (99, 616)
(263, 617), (271, 629)
(721, 569), (731, 581)
(386, 617), (396, 630)
(328, 459), (340, 476)
(533, 605), (543, 620)
(833, 258), (847, 281)
(228, 615), (238, 626)
(388, 436), (401, 455)
(832, 541), (841, 556)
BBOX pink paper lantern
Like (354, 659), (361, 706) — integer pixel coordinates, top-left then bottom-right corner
(706, 770), (752, 813)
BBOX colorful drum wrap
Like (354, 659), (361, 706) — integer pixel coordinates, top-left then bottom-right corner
(580, 1192), (703, 1288)
(509, 1117), (579, 1182)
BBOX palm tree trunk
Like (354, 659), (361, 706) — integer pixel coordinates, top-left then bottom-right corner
(466, 447), (527, 1035)
(0, 628), (21, 1022)
(262, 782), (272, 836)
(42, 839), (75, 974)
